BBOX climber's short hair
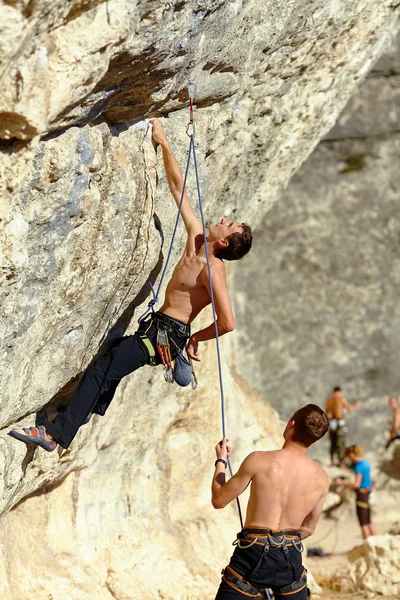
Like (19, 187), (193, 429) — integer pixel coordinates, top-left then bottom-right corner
(214, 223), (253, 261)
(290, 404), (329, 448)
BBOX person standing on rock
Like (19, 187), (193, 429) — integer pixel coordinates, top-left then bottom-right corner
(386, 396), (400, 449)
(212, 404), (330, 599)
(335, 444), (377, 540)
(325, 386), (361, 468)
(9, 120), (252, 452)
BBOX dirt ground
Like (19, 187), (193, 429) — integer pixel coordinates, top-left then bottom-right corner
(302, 461), (400, 599)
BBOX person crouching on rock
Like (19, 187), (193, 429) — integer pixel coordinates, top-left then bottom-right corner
(335, 444), (377, 540)
(9, 120), (253, 453)
(212, 404), (330, 600)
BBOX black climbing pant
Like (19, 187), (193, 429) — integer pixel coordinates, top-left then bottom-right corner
(215, 529), (307, 600)
(46, 312), (190, 449)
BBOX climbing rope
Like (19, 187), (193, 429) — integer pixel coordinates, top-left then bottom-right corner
(137, 126), (194, 323)
(190, 100), (244, 528)
(139, 83), (243, 528)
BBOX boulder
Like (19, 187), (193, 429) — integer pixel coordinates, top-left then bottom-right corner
(348, 534), (400, 595)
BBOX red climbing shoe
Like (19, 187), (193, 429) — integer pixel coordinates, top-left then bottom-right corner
(9, 426), (57, 452)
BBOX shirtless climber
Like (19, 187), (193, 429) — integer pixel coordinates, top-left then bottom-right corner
(386, 396), (400, 449)
(212, 404), (330, 599)
(9, 120), (252, 452)
(325, 386), (361, 468)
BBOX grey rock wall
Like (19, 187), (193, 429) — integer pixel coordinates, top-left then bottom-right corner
(1, 2), (400, 598)
(233, 35), (400, 426)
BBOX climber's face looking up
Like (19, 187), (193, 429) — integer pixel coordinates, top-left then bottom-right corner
(208, 218), (253, 261)
(208, 217), (243, 241)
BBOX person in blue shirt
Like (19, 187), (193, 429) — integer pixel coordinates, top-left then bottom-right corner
(336, 444), (377, 539)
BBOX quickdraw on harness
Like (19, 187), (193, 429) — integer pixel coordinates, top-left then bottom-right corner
(138, 82), (243, 527)
(156, 325), (174, 383)
(222, 531), (306, 599)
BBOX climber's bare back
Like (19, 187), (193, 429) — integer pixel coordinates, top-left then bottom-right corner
(244, 448), (328, 533)
(160, 238), (222, 324)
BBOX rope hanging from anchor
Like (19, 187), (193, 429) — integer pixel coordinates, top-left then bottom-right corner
(139, 83), (243, 528)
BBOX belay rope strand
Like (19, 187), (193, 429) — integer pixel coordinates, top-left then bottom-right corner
(139, 83), (243, 528)
(189, 90), (244, 529)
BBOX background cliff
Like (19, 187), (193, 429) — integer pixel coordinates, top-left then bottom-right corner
(1, 1), (400, 599)
(233, 33), (400, 443)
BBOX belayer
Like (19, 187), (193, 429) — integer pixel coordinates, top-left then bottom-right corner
(10, 120), (252, 452)
(212, 405), (330, 599)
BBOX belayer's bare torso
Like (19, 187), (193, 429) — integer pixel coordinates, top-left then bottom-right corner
(244, 448), (327, 532)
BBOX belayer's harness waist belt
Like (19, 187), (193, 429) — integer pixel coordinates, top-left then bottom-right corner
(221, 530), (306, 598)
(235, 529), (303, 550)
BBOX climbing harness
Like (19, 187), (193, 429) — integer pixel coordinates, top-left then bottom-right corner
(138, 82), (242, 525)
(222, 566), (307, 599)
(138, 312), (192, 384)
(222, 531), (306, 599)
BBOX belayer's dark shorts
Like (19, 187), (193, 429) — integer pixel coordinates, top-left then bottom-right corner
(356, 490), (371, 526)
(215, 529), (307, 599)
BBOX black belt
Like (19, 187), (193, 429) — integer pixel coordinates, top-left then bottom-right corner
(154, 311), (191, 336)
(240, 529), (301, 537)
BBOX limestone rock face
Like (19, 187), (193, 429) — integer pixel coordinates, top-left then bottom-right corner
(1, 0), (400, 220)
(0, 332), (282, 600)
(1, 1), (400, 599)
(233, 33), (400, 422)
(347, 534), (400, 595)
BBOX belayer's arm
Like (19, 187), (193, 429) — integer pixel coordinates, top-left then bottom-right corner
(212, 452), (256, 509)
(299, 476), (329, 539)
(151, 119), (201, 234)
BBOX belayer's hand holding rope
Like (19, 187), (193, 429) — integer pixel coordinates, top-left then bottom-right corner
(215, 437), (231, 464)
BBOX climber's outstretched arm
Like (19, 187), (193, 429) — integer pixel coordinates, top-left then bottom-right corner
(151, 119), (201, 235)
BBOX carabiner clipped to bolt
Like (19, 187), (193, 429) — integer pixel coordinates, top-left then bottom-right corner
(186, 81), (197, 137)
(89, 172), (103, 189)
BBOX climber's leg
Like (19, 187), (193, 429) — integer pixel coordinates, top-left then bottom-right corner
(44, 334), (150, 449)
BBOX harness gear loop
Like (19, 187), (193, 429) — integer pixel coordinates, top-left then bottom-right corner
(267, 533), (286, 547)
(292, 538), (304, 553)
(237, 537), (259, 549)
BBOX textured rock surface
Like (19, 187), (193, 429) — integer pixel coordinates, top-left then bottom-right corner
(1, 2), (400, 599)
(1, 0), (400, 221)
(325, 33), (400, 139)
(233, 33), (400, 422)
(347, 534), (400, 595)
(0, 332), (282, 600)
